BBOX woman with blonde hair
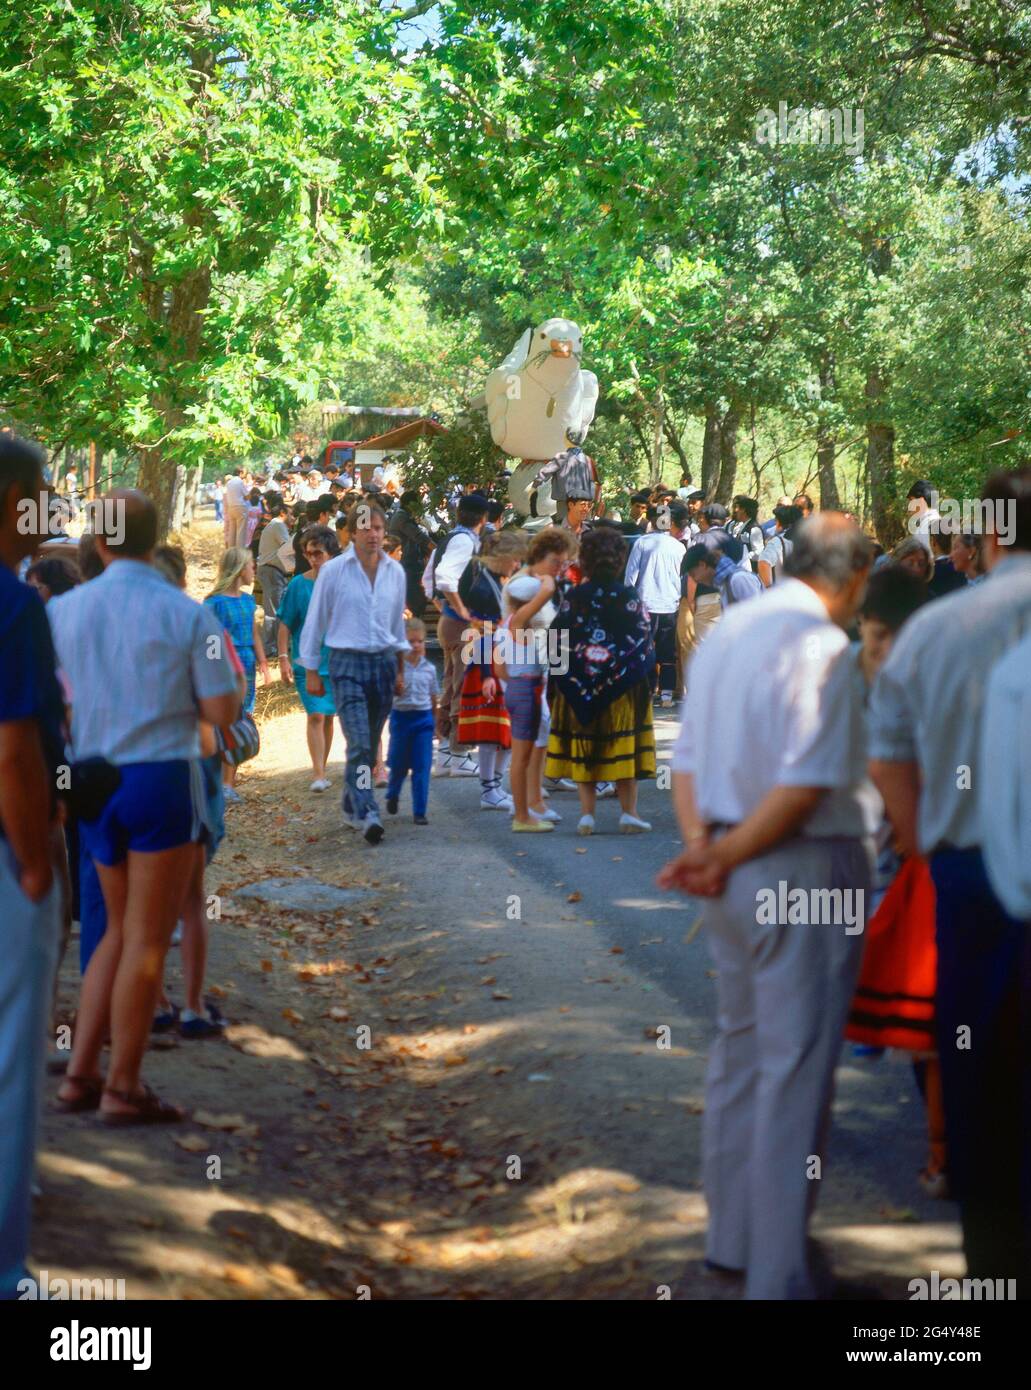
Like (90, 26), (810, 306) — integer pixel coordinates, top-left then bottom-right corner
(204, 546), (270, 800)
(890, 536), (934, 588)
(456, 528), (528, 811)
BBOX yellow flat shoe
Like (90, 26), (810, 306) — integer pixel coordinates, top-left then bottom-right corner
(511, 819), (554, 832)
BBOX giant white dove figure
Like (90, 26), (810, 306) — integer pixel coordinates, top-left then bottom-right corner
(483, 317), (599, 518)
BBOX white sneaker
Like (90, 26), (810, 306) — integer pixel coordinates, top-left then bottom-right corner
(545, 776), (576, 792)
(529, 805), (561, 823)
(619, 812), (652, 834)
(310, 778), (331, 793)
(451, 753), (479, 778)
(433, 751), (452, 777)
(577, 814), (595, 836)
(480, 786), (514, 811)
(596, 782), (617, 798)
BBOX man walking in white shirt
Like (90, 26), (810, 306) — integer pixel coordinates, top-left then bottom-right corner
(299, 500), (409, 844)
(223, 468), (249, 547)
(625, 499), (689, 707)
(660, 513), (875, 1299)
(906, 478), (941, 553)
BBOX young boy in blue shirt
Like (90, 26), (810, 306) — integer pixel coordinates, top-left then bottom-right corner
(386, 618), (440, 824)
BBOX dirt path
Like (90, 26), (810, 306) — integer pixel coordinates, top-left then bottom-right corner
(32, 521), (961, 1300)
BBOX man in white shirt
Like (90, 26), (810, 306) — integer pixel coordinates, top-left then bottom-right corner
(659, 514), (875, 1299)
(223, 468), (249, 547)
(299, 500), (409, 844)
(906, 478), (941, 553)
(869, 466), (1031, 1285)
(298, 470), (324, 504)
(625, 499), (689, 706)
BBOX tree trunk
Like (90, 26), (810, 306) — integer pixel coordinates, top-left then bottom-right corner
(862, 233), (899, 545)
(662, 412), (692, 483)
(183, 463), (203, 527)
(649, 381), (665, 486)
(136, 446), (179, 535)
(713, 405), (739, 507)
(700, 409), (721, 495)
(865, 366), (900, 546)
(627, 411), (655, 478)
(817, 428), (840, 512)
(816, 355), (841, 511)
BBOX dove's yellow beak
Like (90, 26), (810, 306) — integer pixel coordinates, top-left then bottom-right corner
(549, 338), (573, 357)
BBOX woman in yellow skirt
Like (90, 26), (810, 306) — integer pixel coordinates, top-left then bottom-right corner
(545, 526), (656, 835)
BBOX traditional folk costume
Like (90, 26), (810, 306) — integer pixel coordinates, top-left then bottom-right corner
(545, 577), (656, 783)
(456, 560), (512, 807)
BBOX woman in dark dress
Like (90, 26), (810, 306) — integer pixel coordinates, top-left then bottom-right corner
(545, 527), (656, 836)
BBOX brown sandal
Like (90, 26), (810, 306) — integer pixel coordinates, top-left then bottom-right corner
(99, 1084), (185, 1126)
(55, 1075), (104, 1113)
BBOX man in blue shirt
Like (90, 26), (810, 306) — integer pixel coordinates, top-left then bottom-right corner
(0, 436), (65, 1300)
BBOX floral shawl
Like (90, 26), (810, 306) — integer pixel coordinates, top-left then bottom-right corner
(550, 577), (654, 725)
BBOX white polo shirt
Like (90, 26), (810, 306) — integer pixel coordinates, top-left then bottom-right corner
(911, 506), (941, 553)
(624, 529), (685, 614)
(224, 476), (247, 509)
(671, 578), (871, 837)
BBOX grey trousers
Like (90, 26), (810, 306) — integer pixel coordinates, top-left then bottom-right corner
(700, 834), (872, 1299)
(0, 841), (60, 1297)
(257, 563), (289, 655)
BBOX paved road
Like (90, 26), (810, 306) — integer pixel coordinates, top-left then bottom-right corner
(393, 701), (963, 1294)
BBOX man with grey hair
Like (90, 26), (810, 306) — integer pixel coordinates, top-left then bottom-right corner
(660, 513), (876, 1299)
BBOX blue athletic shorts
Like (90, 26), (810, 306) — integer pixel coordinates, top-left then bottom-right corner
(80, 760), (201, 866)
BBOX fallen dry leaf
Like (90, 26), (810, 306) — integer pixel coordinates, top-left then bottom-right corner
(193, 1111), (250, 1131)
(174, 1133), (208, 1153)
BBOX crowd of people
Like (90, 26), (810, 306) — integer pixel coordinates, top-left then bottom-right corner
(1, 427), (1028, 1304)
